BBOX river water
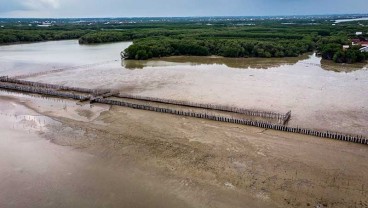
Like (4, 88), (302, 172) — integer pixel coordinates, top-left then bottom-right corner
(335, 17), (368, 23)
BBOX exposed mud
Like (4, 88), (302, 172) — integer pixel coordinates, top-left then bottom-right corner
(1, 94), (367, 208)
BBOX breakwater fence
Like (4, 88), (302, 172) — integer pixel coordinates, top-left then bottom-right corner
(118, 94), (290, 124)
(0, 77), (366, 145)
(0, 76), (290, 124)
(0, 76), (110, 95)
(95, 97), (367, 145)
(0, 81), (90, 101)
(0, 88), (79, 104)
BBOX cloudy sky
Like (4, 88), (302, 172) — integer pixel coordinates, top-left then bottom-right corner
(0, 0), (367, 18)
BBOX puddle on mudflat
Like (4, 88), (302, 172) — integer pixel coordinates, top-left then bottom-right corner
(0, 96), (60, 133)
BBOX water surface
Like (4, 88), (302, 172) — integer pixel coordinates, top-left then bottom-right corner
(335, 17), (368, 23)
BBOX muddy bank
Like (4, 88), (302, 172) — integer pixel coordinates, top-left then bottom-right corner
(0, 95), (274, 208)
(1, 93), (367, 208)
(47, 105), (368, 208)
(0, 97), (197, 208)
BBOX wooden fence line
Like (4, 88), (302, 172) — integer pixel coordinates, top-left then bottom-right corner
(94, 97), (367, 145)
(0, 76), (110, 95)
(0, 76), (290, 123)
(118, 94), (290, 124)
(0, 82), (90, 101)
(1, 78), (366, 145)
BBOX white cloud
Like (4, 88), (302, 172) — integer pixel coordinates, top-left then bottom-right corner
(21, 0), (60, 10)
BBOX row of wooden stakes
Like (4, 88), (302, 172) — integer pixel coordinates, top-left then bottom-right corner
(0, 76), (290, 123)
(0, 76), (109, 95)
(118, 94), (291, 124)
(0, 78), (366, 145)
(95, 97), (367, 145)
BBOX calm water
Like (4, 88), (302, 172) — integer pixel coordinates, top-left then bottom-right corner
(335, 17), (368, 23)
(0, 40), (368, 136)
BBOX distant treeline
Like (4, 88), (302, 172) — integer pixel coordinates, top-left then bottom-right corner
(1, 21), (368, 63)
(0, 29), (87, 44)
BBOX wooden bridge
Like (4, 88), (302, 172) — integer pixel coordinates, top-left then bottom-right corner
(0, 76), (366, 145)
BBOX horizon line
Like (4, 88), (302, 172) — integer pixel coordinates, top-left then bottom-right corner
(1, 13), (368, 19)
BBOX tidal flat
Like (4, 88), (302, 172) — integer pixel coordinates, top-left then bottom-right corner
(0, 40), (367, 208)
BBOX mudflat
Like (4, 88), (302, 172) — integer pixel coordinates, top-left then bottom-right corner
(0, 94), (367, 208)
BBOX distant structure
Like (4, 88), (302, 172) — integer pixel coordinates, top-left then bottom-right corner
(352, 39), (368, 46)
(356, 32), (363, 35)
(37, 22), (52, 27)
(342, 45), (350, 50)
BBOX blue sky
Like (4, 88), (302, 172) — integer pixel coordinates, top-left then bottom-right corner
(0, 0), (367, 18)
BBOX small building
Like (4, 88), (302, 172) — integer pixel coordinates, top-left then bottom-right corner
(343, 45), (350, 50)
(356, 32), (363, 35)
(360, 42), (368, 47)
(352, 39), (360, 45)
(351, 39), (368, 47)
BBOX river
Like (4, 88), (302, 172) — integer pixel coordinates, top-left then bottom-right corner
(335, 17), (368, 23)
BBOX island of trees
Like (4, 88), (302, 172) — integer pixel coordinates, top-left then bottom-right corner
(1, 17), (367, 63)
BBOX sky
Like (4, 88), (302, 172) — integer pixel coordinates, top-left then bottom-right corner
(0, 0), (367, 18)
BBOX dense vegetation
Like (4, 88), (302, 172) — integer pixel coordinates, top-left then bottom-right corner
(0, 29), (87, 44)
(1, 17), (368, 63)
(120, 25), (368, 63)
(317, 36), (368, 63)
(123, 38), (314, 59)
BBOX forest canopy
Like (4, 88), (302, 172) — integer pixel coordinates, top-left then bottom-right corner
(1, 19), (367, 63)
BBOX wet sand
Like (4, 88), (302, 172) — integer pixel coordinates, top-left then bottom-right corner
(0, 97), (193, 208)
(0, 95), (277, 208)
(1, 93), (368, 208)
